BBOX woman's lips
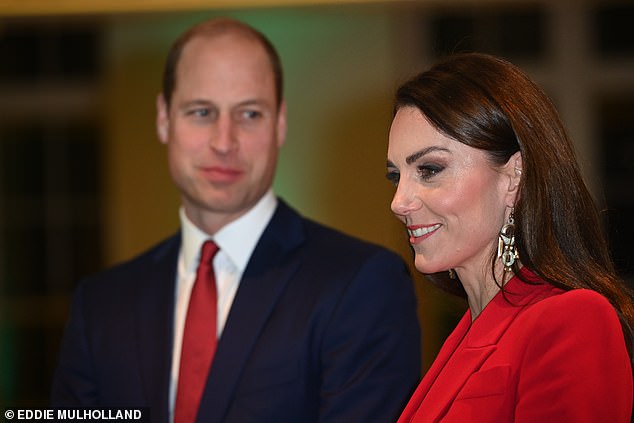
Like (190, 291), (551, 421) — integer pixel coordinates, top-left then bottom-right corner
(407, 224), (441, 243)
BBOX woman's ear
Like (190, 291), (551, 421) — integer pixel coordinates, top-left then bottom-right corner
(503, 151), (523, 204)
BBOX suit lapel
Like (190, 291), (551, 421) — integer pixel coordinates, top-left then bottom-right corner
(136, 235), (180, 423)
(197, 201), (305, 422)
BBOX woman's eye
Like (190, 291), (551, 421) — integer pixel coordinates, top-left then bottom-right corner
(417, 164), (444, 180)
(385, 170), (400, 186)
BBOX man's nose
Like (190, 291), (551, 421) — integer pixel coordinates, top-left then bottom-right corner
(209, 116), (237, 154)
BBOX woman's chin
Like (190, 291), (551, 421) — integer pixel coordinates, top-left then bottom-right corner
(413, 259), (445, 275)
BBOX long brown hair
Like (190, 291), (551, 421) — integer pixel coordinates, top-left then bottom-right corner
(394, 52), (634, 359)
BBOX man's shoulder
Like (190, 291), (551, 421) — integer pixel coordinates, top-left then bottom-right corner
(276, 199), (401, 261)
(301, 217), (405, 269)
(304, 217), (379, 248)
(82, 232), (180, 286)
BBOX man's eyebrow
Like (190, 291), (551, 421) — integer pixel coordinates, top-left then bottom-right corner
(406, 146), (450, 165)
(235, 98), (275, 110)
(237, 98), (263, 105)
(178, 99), (213, 109)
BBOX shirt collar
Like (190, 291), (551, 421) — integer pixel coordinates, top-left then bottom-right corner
(180, 190), (278, 273)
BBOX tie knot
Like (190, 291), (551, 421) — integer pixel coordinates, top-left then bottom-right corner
(200, 240), (219, 264)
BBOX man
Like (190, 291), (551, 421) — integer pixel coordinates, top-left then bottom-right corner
(51, 17), (421, 423)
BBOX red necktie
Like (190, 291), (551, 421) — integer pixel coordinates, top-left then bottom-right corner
(174, 240), (219, 423)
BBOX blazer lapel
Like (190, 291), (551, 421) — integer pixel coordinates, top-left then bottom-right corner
(399, 310), (486, 423)
(197, 201), (305, 422)
(136, 235), (180, 423)
(421, 331), (498, 420)
(399, 309), (470, 422)
(406, 272), (551, 422)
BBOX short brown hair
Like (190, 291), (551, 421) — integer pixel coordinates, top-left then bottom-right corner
(161, 17), (283, 109)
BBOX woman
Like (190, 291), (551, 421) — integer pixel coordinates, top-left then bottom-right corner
(387, 52), (634, 422)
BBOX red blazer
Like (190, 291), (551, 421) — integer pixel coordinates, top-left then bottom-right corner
(399, 269), (633, 422)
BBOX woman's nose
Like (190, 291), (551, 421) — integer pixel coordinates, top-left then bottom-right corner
(391, 181), (422, 217)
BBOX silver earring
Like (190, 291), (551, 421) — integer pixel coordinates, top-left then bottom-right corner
(497, 210), (519, 272)
(448, 269), (456, 279)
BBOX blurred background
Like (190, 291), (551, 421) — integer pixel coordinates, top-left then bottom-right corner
(0, 0), (632, 407)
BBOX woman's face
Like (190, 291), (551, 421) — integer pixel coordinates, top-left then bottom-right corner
(387, 106), (516, 277)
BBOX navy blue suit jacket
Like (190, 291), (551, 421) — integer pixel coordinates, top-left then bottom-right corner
(51, 200), (421, 422)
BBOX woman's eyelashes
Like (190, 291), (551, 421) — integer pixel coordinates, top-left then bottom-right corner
(417, 163), (445, 180)
(385, 162), (445, 186)
(386, 169), (400, 186)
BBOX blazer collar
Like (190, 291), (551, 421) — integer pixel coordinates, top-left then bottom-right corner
(197, 200), (306, 422)
(402, 269), (557, 422)
(465, 268), (555, 348)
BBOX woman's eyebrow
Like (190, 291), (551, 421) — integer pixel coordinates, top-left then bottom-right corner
(406, 146), (450, 165)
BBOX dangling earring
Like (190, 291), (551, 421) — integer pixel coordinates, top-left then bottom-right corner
(448, 269), (456, 279)
(497, 210), (519, 272)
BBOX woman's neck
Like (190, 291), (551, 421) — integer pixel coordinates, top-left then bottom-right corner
(457, 261), (520, 321)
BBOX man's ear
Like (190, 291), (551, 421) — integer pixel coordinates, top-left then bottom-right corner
(276, 100), (287, 148)
(156, 93), (170, 144)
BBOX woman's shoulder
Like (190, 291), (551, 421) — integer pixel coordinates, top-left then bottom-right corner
(535, 286), (614, 314)
(521, 285), (622, 335)
(511, 268), (616, 317)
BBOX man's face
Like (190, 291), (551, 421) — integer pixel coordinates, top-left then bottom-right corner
(157, 32), (286, 233)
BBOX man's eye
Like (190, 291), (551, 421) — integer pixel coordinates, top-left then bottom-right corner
(386, 170), (400, 186)
(186, 108), (211, 118)
(241, 110), (262, 120)
(194, 109), (210, 117)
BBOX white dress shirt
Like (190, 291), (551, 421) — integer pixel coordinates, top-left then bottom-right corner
(168, 190), (277, 422)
